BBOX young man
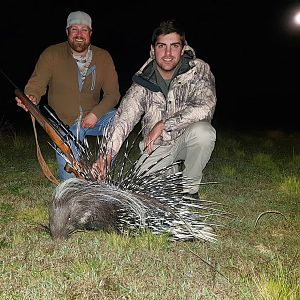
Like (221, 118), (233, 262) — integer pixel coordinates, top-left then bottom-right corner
(97, 19), (216, 196)
(16, 11), (120, 180)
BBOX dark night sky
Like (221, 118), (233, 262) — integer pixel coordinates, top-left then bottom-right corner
(2, 0), (300, 131)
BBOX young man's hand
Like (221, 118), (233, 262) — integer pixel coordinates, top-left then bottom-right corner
(92, 153), (112, 180)
(144, 120), (165, 154)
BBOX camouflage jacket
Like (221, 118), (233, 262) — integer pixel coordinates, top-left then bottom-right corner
(107, 45), (217, 156)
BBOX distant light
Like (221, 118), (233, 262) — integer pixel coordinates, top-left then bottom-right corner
(283, 5), (300, 35)
(294, 12), (300, 25)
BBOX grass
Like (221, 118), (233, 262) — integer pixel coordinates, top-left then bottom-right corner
(0, 125), (299, 299)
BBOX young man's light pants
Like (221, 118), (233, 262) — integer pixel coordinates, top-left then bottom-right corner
(56, 109), (116, 181)
(137, 121), (216, 194)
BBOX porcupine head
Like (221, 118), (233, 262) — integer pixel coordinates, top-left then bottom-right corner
(48, 180), (81, 239)
(48, 178), (121, 240)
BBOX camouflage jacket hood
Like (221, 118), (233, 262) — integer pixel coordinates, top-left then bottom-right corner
(107, 45), (217, 156)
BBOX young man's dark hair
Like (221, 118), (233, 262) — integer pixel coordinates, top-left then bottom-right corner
(151, 19), (186, 46)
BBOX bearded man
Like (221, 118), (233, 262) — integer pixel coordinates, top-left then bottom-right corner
(16, 11), (120, 180)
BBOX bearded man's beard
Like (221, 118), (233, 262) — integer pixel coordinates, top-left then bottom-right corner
(68, 40), (89, 54)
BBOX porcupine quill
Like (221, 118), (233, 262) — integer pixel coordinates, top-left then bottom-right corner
(48, 124), (224, 242)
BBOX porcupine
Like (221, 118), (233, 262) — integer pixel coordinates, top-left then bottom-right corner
(48, 126), (223, 243)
